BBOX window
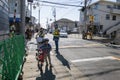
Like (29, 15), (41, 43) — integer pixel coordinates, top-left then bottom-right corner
(113, 5), (117, 9)
(112, 15), (116, 20)
(106, 14), (110, 20)
(94, 3), (99, 9)
(117, 5), (120, 10)
(107, 5), (111, 9)
(100, 25), (103, 31)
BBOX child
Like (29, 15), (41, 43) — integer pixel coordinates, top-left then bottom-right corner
(39, 38), (52, 67)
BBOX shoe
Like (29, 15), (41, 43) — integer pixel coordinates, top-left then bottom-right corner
(49, 64), (53, 67)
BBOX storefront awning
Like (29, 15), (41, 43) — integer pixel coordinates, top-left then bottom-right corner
(9, 17), (21, 22)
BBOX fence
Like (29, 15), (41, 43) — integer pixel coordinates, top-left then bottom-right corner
(0, 35), (25, 80)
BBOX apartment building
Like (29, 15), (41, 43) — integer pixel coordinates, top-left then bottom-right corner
(80, 0), (120, 38)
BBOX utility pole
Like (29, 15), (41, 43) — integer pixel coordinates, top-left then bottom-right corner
(37, 2), (41, 28)
(30, 2), (32, 27)
(53, 7), (57, 29)
(84, 0), (87, 32)
(33, 1), (41, 28)
(82, 0), (87, 39)
(21, 0), (25, 36)
(38, 6), (40, 26)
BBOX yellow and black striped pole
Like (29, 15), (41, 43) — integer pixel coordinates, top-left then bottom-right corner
(13, 1), (17, 23)
(10, 1), (17, 37)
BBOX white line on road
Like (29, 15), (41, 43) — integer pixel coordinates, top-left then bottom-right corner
(71, 56), (115, 63)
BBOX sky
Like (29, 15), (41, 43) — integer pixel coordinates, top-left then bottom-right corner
(30, 0), (116, 28)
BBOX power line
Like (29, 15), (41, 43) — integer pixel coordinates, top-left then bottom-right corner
(37, 0), (83, 7)
(40, 4), (68, 9)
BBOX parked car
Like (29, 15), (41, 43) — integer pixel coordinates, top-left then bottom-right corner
(60, 30), (68, 38)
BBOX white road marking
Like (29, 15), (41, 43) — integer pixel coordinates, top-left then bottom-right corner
(59, 44), (105, 48)
(71, 56), (115, 63)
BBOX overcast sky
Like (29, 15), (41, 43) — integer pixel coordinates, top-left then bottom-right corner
(30, 0), (116, 28)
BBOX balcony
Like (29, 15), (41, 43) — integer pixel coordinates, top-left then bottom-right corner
(110, 9), (120, 14)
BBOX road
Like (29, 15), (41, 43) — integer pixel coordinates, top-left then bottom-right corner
(46, 33), (120, 80)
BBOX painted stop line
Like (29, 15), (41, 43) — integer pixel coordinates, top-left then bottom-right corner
(71, 56), (120, 63)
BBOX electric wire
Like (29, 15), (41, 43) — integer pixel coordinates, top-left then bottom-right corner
(37, 0), (83, 7)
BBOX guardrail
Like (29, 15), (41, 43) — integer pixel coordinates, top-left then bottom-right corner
(0, 35), (25, 80)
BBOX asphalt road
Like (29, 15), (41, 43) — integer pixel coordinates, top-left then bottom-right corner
(46, 33), (120, 80)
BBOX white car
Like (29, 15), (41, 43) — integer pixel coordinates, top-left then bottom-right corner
(60, 30), (68, 38)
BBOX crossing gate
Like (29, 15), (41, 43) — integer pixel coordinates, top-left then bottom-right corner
(0, 35), (25, 80)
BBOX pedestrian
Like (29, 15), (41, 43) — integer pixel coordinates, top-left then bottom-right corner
(36, 28), (45, 38)
(36, 28), (45, 48)
(10, 23), (16, 37)
(39, 38), (52, 67)
(53, 26), (60, 53)
(25, 28), (31, 40)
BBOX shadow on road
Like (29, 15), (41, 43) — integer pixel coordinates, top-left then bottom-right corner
(85, 38), (112, 43)
(110, 52), (120, 56)
(56, 51), (71, 70)
(36, 64), (56, 80)
(79, 68), (120, 78)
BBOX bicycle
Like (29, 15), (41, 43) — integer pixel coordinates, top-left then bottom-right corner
(36, 48), (46, 74)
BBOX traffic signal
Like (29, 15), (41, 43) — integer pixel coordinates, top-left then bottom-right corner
(25, 17), (30, 23)
(81, 7), (85, 12)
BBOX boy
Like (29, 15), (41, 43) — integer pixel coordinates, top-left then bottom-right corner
(39, 38), (52, 67)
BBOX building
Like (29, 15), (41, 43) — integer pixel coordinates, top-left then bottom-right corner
(80, 0), (120, 37)
(51, 18), (79, 33)
(117, 0), (120, 2)
(0, 0), (9, 40)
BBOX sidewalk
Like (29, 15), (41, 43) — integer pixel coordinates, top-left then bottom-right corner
(22, 35), (89, 80)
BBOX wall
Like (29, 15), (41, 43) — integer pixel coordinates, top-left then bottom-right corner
(0, 0), (9, 40)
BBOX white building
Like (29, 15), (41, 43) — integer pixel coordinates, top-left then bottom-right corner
(80, 0), (120, 38)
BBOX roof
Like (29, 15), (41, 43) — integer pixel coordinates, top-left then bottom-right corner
(56, 18), (74, 23)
